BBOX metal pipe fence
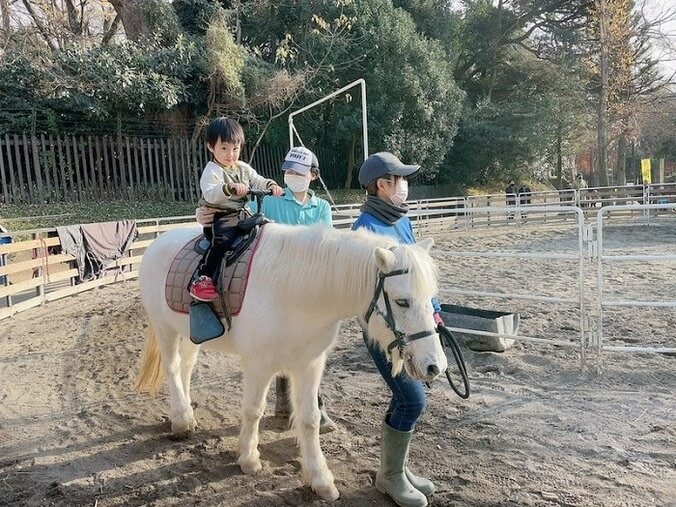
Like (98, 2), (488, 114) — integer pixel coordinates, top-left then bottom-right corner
(2, 200), (674, 375)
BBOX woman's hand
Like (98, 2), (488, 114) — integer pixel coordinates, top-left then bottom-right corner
(196, 206), (217, 226)
(269, 184), (284, 197)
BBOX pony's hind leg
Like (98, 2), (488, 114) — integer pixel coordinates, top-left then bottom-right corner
(154, 323), (196, 434)
(289, 354), (339, 501)
(178, 337), (200, 429)
(237, 363), (273, 474)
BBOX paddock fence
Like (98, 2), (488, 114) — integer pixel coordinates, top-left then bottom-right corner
(0, 216), (195, 320)
(592, 204), (676, 368)
(1, 201), (674, 371)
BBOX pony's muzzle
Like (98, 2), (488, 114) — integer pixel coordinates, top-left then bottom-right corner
(427, 364), (440, 378)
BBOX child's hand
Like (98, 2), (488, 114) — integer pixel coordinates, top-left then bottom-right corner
(229, 182), (248, 196)
(269, 184), (284, 197)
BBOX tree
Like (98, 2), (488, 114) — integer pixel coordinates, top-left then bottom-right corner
(586, 0), (673, 186)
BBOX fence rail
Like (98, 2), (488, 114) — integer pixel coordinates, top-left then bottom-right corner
(2, 202), (675, 373)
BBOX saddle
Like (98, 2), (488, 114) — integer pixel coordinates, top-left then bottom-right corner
(165, 220), (266, 328)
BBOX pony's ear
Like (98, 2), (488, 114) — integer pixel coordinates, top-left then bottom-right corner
(417, 238), (434, 252)
(374, 247), (396, 272)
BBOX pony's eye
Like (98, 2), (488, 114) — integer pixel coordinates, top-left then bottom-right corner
(395, 298), (410, 308)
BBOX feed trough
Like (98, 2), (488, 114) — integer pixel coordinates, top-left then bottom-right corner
(439, 303), (519, 352)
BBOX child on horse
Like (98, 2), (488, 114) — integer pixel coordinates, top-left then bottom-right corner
(190, 117), (283, 302)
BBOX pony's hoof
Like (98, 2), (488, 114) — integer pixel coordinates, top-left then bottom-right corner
(171, 417), (197, 434)
(238, 457), (262, 475)
(314, 483), (340, 501)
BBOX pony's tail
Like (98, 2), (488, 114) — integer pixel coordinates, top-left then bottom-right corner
(134, 325), (165, 393)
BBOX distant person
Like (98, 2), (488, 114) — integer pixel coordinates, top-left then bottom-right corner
(505, 180), (518, 220)
(573, 173), (587, 191)
(518, 183), (532, 205)
(573, 174), (588, 207)
(518, 182), (532, 221)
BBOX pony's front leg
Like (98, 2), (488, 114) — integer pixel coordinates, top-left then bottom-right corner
(290, 355), (339, 501)
(237, 364), (272, 474)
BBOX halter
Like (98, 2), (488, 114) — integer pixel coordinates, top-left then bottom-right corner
(364, 268), (436, 355)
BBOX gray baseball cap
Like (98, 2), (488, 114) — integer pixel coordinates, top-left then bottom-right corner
(358, 152), (420, 187)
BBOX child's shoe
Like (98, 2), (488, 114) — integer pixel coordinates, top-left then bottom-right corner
(190, 275), (217, 302)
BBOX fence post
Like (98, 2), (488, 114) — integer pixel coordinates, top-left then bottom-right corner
(0, 137), (9, 204)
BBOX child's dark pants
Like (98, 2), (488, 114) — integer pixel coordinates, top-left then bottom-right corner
(198, 212), (239, 280)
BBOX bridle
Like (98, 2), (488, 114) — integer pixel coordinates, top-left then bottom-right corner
(364, 268), (436, 356)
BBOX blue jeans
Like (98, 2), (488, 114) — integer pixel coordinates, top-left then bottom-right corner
(363, 331), (426, 431)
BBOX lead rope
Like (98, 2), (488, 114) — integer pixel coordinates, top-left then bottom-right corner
(437, 324), (470, 399)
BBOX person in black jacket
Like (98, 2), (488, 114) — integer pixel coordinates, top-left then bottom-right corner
(505, 181), (518, 220)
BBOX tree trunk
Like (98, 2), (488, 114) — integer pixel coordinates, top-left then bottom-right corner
(109, 0), (150, 41)
(556, 124), (563, 189)
(344, 133), (358, 189)
(1, 0), (10, 33)
(64, 0), (83, 36)
(596, 0), (609, 186)
(616, 134), (626, 185)
(486, 0), (503, 102)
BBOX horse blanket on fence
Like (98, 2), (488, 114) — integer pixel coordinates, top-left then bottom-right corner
(56, 220), (137, 282)
(165, 229), (264, 318)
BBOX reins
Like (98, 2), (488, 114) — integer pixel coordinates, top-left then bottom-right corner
(437, 325), (470, 399)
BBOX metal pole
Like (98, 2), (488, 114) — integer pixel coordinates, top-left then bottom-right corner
(288, 78), (368, 161)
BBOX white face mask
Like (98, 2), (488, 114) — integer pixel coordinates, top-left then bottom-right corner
(389, 178), (409, 206)
(284, 173), (311, 193)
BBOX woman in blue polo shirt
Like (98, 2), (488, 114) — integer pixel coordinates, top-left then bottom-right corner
(196, 147), (335, 433)
(352, 152), (442, 507)
(253, 147), (335, 433)
(257, 146), (331, 227)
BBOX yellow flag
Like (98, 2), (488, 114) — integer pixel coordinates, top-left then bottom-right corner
(641, 159), (651, 184)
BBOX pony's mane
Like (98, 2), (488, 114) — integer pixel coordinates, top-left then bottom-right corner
(251, 224), (437, 315)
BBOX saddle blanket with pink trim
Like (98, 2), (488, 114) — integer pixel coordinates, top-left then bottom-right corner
(165, 230), (264, 317)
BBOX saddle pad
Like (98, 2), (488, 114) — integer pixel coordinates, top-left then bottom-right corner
(165, 229), (264, 317)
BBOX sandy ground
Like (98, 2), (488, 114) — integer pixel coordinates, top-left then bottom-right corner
(1, 221), (674, 507)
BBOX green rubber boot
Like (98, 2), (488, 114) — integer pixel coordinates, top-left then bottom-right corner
(274, 376), (292, 417)
(318, 394), (337, 434)
(376, 423), (428, 507)
(405, 467), (435, 497)
(276, 376), (337, 434)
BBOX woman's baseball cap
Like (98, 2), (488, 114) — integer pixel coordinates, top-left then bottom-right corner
(281, 146), (319, 175)
(357, 152), (420, 187)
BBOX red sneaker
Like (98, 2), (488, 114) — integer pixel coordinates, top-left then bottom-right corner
(190, 276), (217, 302)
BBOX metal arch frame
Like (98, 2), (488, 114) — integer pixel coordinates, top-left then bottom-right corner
(288, 78), (369, 159)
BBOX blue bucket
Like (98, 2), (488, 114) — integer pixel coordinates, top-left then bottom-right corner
(0, 233), (12, 285)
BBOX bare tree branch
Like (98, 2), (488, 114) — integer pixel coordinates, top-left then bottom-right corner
(20, 0), (59, 51)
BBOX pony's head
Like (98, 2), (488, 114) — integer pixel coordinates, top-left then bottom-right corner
(362, 238), (447, 382)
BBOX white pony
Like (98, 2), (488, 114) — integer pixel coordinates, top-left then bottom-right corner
(135, 223), (447, 501)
